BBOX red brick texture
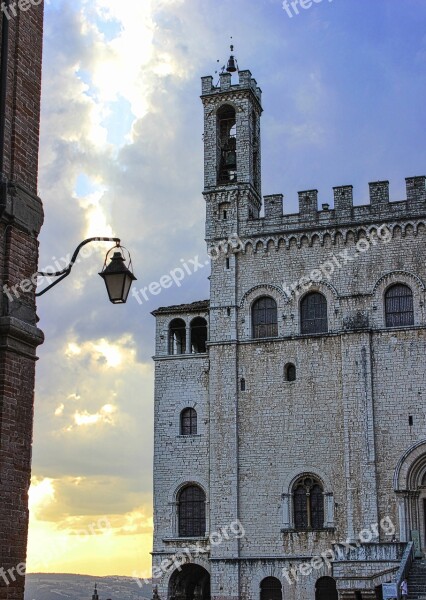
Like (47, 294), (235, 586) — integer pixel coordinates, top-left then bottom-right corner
(0, 3), (45, 600)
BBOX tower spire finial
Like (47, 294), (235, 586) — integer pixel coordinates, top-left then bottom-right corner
(226, 39), (238, 74)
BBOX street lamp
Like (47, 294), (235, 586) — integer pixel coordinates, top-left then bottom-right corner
(36, 237), (136, 304)
(99, 247), (136, 304)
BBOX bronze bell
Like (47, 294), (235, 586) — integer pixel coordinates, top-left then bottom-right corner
(226, 55), (237, 73)
(225, 150), (236, 168)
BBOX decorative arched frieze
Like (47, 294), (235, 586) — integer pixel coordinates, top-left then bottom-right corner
(266, 238), (277, 252)
(416, 221), (426, 235)
(244, 241), (254, 254)
(311, 233), (321, 247)
(403, 222), (415, 237)
(240, 219), (424, 253)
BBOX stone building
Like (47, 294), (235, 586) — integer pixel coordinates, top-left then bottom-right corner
(152, 54), (426, 599)
(0, 2), (45, 600)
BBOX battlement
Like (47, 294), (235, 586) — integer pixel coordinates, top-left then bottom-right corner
(201, 69), (262, 103)
(257, 176), (426, 231)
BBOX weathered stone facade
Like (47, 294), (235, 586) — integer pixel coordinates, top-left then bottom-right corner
(0, 4), (45, 600)
(152, 66), (426, 599)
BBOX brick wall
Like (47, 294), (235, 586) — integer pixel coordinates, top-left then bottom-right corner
(0, 4), (44, 600)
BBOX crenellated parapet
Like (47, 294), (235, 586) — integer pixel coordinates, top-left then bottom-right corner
(201, 69), (262, 104)
(240, 176), (426, 239)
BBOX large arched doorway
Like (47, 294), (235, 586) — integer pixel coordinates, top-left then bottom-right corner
(169, 564), (210, 600)
(260, 576), (282, 600)
(315, 576), (338, 600)
(394, 441), (426, 554)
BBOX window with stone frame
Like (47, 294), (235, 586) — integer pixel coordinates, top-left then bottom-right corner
(293, 476), (324, 530)
(180, 408), (197, 436)
(300, 292), (328, 335)
(252, 296), (278, 339)
(385, 284), (414, 327)
(178, 485), (206, 538)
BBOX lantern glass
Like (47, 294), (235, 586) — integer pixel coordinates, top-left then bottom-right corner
(99, 251), (136, 304)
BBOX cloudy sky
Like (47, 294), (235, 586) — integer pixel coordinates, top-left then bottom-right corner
(28, 0), (426, 579)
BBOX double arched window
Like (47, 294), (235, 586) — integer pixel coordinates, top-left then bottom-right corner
(293, 475), (324, 530)
(300, 292), (328, 334)
(252, 297), (278, 339)
(178, 485), (206, 538)
(180, 408), (197, 436)
(385, 284), (414, 327)
(168, 317), (208, 355)
(260, 577), (282, 600)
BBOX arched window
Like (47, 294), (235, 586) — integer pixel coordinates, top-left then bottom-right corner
(178, 485), (206, 538)
(252, 297), (278, 339)
(293, 476), (324, 530)
(284, 363), (296, 382)
(169, 319), (186, 355)
(260, 577), (282, 600)
(385, 284), (414, 327)
(315, 577), (338, 600)
(191, 317), (208, 353)
(180, 408), (197, 436)
(300, 292), (328, 334)
(217, 105), (237, 184)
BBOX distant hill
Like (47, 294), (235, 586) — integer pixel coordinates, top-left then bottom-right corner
(25, 573), (152, 600)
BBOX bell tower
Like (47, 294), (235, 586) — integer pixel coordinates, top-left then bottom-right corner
(201, 48), (262, 243)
